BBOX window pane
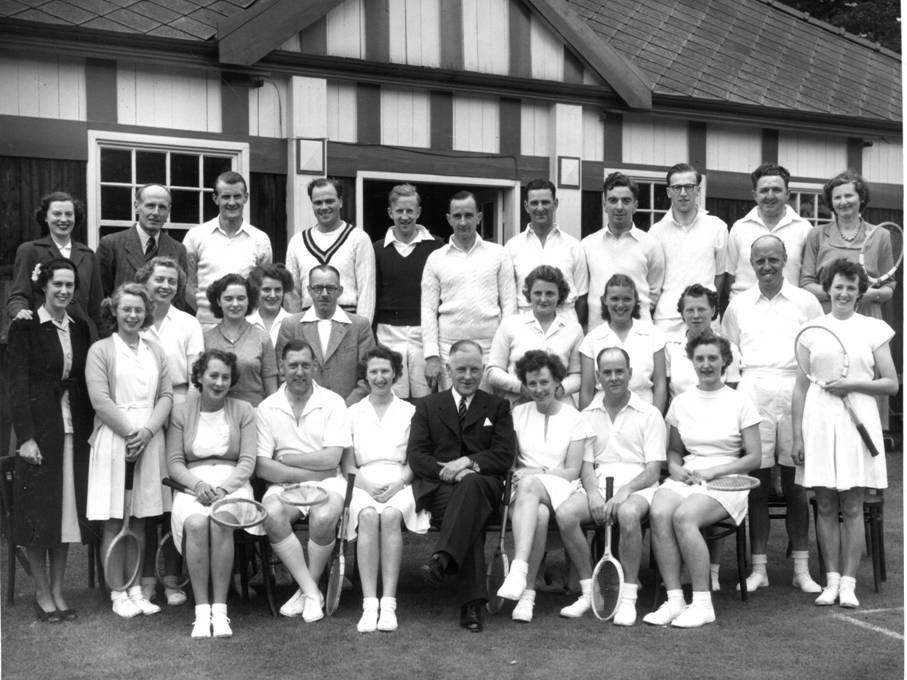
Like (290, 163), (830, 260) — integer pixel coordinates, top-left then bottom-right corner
(654, 188), (671, 212)
(171, 153), (199, 188)
(203, 155), (232, 189)
(203, 196), (218, 222)
(170, 189), (200, 224)
(136, 151), (166, 185)
(636, 213), (653, 230)
(637, 184), (652, 210)
(100, 185), (134, 221)
(100, 148), (131, 182)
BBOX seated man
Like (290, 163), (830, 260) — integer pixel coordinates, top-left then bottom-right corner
(256, 339), (351, 621)
(555, 346), (666, 625)
(408, 340), (515, 633)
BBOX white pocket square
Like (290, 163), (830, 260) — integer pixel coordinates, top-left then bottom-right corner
(483, 417), (493, 426)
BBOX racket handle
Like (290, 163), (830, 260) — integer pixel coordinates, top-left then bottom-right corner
(856, 424), (882, 458)
(502, 469), (514, 506)
(162, 477), (194, 495)
(125, 460), (136, 492)
(605, 476), (613, 501)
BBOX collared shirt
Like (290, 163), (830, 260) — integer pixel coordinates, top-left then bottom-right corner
(505, 224), (589, 313)
(50, 237), (72, 260)
(722, 281), (823, 372)
(579, 321), (665, 404)
(184, 218), (273, 325)
(256, 383), (352, 461)
(581, 225), (665, 329)
(582, 393), (666, 468)
(649, 209), (727, 325)
(38, 306), (74, 432)
(383, 225), (436, 258)
(486, 310), (583, 396)
(135, 224), (157, 253)
(247, 307), (291, 349)
(725, 205), (812, 298)
(141, 305), (204, 390)
(451, 389), (474, 412)
(348, 394), (415, 467)
(300, 306), (352, 356)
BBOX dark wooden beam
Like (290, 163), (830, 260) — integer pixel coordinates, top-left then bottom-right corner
(522, 0), (652, 109)
(364, 0), (390, 63)
(440, 0), (463, 71)
(846, 137), (863, 173)
(299, 17), (327, 55)
(500, 98), (522, 157)
(221, 79), (250, 137)
(218, 0), (344, 66)
(85, 58), (117, 124)
(357, 84), (381, 145)
(761, 128), (779, 164)
(430, 91), (454, 150)
(509, 1), (532, 79)
(563, 48), (584, 84)
(603, 112), (622, 164)
(689, 121), (707, 172)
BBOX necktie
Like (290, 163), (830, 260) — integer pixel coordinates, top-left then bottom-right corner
(458, 396), (468, 422)
(144, 235), (157, 261)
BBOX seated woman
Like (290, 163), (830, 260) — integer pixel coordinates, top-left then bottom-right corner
(495, 350), (589, 622)
(644, 333), (761, 629)
(341, 346), (430, 633)
(167, 350), (257, 639)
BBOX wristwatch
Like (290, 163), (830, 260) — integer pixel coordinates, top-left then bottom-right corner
(470, 459), (481, 473)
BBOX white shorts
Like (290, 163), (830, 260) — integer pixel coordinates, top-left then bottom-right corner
(514, 472), (579, 511)
(654, 478), (749, 525)
(738, 371), (795, 468)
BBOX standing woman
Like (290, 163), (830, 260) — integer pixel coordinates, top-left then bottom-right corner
(7, 192), (104, 337)
(247, 263), (294, 349)
(792, 258), (898, 608)
(579, 274), (666, 411)
(341, 346), (430, 633)
(486, 265), (583, 405)
(8, 259), (94, 622)
(203, 274), (278, 407)
(136, 255), (204, 605)
(85, 282), (173, 618)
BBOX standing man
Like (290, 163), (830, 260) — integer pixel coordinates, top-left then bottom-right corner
(649, 164), (727, 339)
(556, 346), (665, 625)
(408, 340), (515, 632)
(373, 184), (443, 399)
(286, 178), (375, 322)
(725, 163), (812, 301)
(421, 191), (517, 391)
(183, 171), (272, 328)
(275, 264), (374, 403)
(580, 172), (665, 330)
(505, 178), (589, 321)
(256, 339), (351, 622)
(97, 183), (192, 311)
(722, 235), (823, 594)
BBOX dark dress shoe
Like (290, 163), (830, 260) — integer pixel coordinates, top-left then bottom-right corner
(459, 600), (484, 632)
(33, 599), (61, 623)
(57, 608), (78, 622)
(420, 554), (446, 587)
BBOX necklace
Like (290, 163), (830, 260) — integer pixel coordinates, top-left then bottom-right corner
(836, 218), (862, 242)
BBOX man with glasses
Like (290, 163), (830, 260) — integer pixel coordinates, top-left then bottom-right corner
(275, 264), (374, 402)
(649, 163), (728, 339)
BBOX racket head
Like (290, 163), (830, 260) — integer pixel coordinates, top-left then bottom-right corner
(485, 553), (509, 614)
(104, 533), (142, 591)
(794, 325), (848, 387)
(278, 483), (330, 509)
(590, 556), (623, 621)
(324, 557), (344, 616)
(705, 474), (761, 491)
(155, 531), (190, 588)
(209, 496), (268, 529)
(860, 221), (903, 286)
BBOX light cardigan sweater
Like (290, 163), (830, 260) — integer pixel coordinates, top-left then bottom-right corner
(166, 393), (257, 494)
(85, 335), (173, 443)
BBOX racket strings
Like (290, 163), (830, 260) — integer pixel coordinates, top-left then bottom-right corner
(796, 327), (847, 386)
(592, 561), (622, 616)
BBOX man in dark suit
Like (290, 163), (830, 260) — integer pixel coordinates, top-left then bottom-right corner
(96, 183), (192, 311)
(275, 264), (374, 403)
(408, 340), (515, 632)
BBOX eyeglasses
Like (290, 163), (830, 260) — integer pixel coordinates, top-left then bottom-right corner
(669, 183), (698, 194)
(308, 285), (339, 295)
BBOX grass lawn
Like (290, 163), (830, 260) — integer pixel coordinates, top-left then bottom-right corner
(2, 455), (903, 680)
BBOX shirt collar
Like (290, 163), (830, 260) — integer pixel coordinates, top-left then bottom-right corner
(448, 234), (484, 254)
(211, 219), (248, 237)
(603, 225), (640, 241)
(383, 225), (434, 247)
(37, 305), (73, 328)
(300, 306), (351, 324)
(522, 224), (562, 240)
(275, 382), (329, 417)
(450, 389), (474, 410)
(135, 224), (158, 247)
(585, 391), (645, 415)
(522, 310), (568, 330)
(756, 280), (797, 303)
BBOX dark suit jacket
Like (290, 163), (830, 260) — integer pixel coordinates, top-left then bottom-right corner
(274, 310), (376, 401)
(407, 389), (515, 511)
(7, 236), (104, 337)
(96, 225), (192, 312)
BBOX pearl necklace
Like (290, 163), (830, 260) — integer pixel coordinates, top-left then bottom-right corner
(836, 218), (862, 242)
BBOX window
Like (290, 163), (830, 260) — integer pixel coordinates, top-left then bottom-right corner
(789, 182), (830, 227)
(87, 131), (250, 248)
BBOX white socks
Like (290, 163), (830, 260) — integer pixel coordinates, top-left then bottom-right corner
(791, 551), (822, 593)
(815, 572), (841, 606)
(741, 554), (769, 591)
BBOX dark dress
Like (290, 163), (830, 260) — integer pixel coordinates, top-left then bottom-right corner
(8, 313), (94, 546)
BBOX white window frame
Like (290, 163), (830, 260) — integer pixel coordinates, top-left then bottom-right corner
(604, 167), (708, 230)
(87, 130), (250, 249)
(789, 180), (828, 227)
(354, 170), (521, 244)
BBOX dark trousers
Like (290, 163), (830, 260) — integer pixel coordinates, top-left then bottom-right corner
(423, 473), (503, 605)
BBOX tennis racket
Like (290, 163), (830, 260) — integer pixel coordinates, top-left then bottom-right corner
(278, 482), (330, 509)
(104, 461), (142, 591)
(325, 473), (356, 616)
(162, 477), (268, 529)
(795, 325), (881, 457)
(154, 531), (190, 588)
(860, 221), (902, 287)
(485, 469), (513, 615)
(699, 474), (761, 491)
(591, 476), (624, 621)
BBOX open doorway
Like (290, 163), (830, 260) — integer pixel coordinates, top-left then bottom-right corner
(355, 172), (521, 244)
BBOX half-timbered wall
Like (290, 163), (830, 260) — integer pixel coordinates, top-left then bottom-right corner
(0, 54), (86, 121)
